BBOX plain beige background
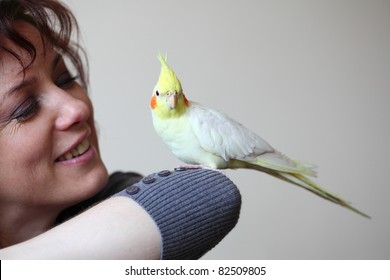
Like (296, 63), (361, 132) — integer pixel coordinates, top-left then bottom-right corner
(63, 0), (389, 259)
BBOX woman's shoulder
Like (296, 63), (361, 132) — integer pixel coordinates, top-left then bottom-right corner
(56, 171), (143, 223)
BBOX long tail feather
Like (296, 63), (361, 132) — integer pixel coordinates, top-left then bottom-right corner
(291, 173), (371, 219)
(230, 160), (370, 218)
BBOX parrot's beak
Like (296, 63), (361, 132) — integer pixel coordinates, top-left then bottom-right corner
(166, 91), (178, 109)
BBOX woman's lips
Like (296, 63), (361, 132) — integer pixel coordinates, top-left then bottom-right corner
(56, 139), (90, 162)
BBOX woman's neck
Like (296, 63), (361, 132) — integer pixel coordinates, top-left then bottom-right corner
(0, 203), (60, 248)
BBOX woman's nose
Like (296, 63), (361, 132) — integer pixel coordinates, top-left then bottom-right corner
(54, 91), (91, 131)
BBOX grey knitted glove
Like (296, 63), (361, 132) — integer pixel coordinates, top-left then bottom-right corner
(115, 167), (241, 260)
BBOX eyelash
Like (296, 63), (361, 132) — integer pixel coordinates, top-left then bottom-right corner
(11, 97), (40, 122)
(56, 72), (78, 89)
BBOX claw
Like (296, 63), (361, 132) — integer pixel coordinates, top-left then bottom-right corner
(177, 164), (225, 173)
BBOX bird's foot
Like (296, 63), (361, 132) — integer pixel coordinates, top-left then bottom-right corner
(177, 164), (225, 173)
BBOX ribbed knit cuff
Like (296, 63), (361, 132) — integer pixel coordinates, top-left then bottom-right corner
(115, 167), (241, 260)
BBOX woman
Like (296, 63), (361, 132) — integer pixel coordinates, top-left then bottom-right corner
(0, 0), (241, 259)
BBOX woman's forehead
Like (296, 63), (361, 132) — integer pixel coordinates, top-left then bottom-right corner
(0, 23), (59, 99)
(1, 21), (60, 68)
(1, 22), (46, 58)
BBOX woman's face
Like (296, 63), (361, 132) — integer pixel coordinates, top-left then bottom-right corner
(0, 23), (108, 212)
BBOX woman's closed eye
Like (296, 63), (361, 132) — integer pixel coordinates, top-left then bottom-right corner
(55, 71), (78, 89)
(10, 97), (40, 122)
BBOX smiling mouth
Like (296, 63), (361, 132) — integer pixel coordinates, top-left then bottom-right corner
(56, 139), (90, 162)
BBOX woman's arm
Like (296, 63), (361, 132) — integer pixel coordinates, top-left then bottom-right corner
(0, 196), (161, 259)
(1, 168), (241, 260)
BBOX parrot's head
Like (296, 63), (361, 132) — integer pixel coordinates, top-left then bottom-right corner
(150, 53), (189, 119)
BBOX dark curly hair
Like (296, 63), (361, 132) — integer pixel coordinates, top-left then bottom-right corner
(0, 0), (88, 87)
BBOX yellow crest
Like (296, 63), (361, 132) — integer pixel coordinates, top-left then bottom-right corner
(157, 53), (182, 94)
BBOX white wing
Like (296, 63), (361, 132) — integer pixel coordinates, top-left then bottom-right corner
(187, 102), (274, 162)
(187, 102), (316, 176)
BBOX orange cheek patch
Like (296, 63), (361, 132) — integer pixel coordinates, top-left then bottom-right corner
(183, 93), (189, 107)
(150, 95), (157, 109)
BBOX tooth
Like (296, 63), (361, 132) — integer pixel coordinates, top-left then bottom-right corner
(71, 148), (79, 157)
(77, 142), (85, 154)
(77, 139), (89, 154)
(64, 152), (73, 160)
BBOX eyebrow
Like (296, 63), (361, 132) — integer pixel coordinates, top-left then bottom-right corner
(51, 54), (62, 71)
(2, 54), (62, 100)
(3, 76), (38, 98)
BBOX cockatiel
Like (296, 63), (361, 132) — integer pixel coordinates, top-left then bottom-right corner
(150, 53), (369, 218)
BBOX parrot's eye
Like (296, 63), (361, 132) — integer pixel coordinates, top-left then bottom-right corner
(155, 90), (160, 96)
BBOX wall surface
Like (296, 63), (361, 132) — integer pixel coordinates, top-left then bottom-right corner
(64, 0), (390, 259)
